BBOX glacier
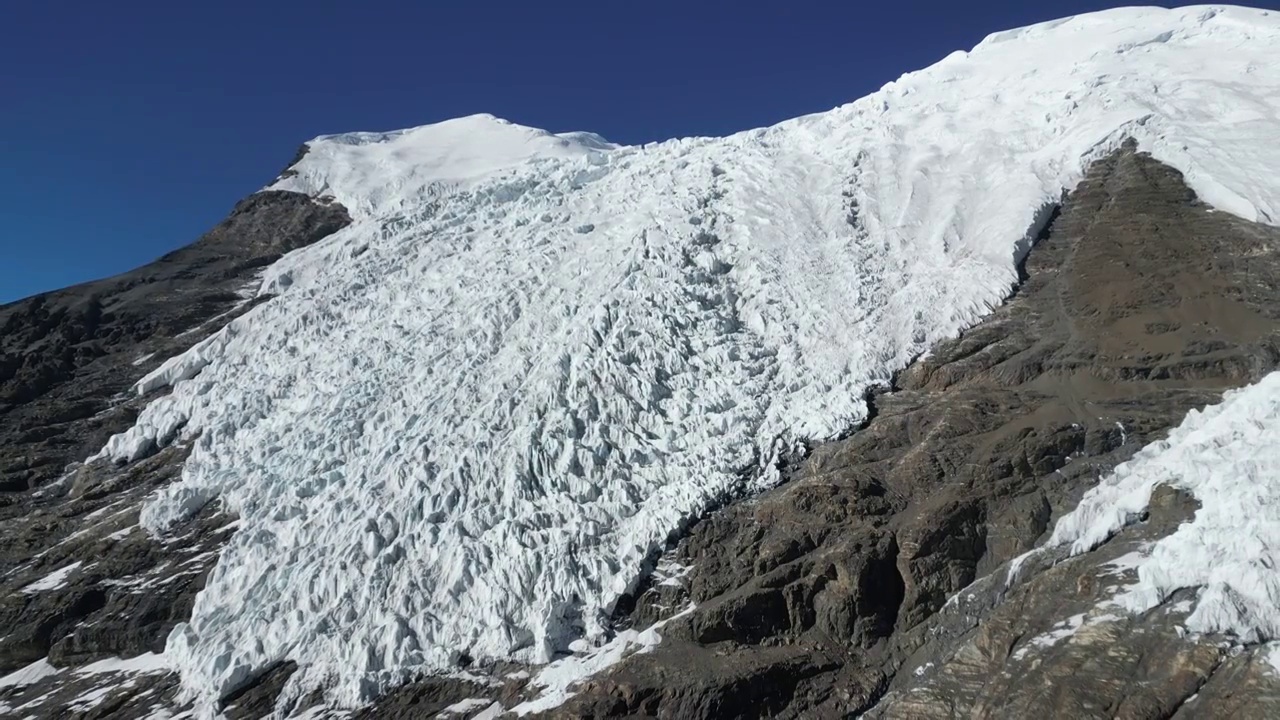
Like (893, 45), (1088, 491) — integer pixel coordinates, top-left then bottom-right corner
(91, 5), (1280, 712)
(1045, 372), (1280, 655)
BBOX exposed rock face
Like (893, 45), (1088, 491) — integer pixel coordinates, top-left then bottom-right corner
(0, 189), (350, 716)
(4, 145), (1280, 719)
(867, 486), (1261, 720)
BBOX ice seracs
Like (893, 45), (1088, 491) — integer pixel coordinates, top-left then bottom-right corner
(93, 4), (1280, 713)
(1045, 372), (1280, 658)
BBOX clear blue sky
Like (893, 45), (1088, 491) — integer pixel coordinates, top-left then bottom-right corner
(4, 1), (1272, 303)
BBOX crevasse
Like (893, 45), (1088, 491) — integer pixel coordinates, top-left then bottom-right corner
(94, 5), (1280, 711)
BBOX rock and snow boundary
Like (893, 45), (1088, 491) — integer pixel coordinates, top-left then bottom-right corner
(1046, 372), (1280, 655)
(91, 5), (1280, 714)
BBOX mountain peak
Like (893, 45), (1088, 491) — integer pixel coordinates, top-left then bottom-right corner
(270, 113), (617, 217)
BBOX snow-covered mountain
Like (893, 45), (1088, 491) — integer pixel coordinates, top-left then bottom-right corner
(5, 5), (1280, 719)
(96, 4), (1280, 712)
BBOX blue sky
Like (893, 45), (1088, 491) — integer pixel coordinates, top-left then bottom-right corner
(5, 1), (1273, 303)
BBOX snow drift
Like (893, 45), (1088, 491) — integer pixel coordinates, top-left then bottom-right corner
(94, 5), (1280, 711)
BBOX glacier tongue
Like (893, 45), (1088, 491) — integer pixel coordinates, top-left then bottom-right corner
(95, 5), (1280, 711)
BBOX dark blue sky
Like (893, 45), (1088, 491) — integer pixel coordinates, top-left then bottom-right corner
(4, 1), (1270, 302)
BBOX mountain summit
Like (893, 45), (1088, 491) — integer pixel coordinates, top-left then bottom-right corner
(4, 6), (1280, 719)
(270, 113), (616, 216)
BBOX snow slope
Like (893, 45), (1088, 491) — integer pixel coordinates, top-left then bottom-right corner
(1046, 372), (1280, 654)
(94, 4), (1280, 712)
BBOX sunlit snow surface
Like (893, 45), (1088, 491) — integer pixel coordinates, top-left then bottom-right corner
(95, 5), (1280, 711)
(1047, 373), (1280, 656)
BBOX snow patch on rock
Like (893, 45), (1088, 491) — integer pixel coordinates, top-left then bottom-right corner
(511, 606), (693, 716)
(0, 659), (61, 689)
(76, 653), (170, 675)
(20, 561), (85, 594)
